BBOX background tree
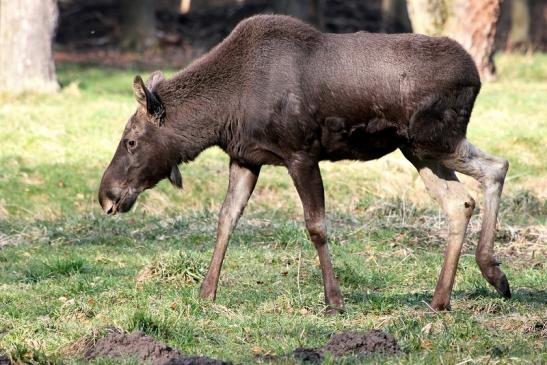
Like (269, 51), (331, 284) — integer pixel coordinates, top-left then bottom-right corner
(406, 0), (502, 80)
(507, 0), (531, 50)
(120, 0), (157, 52)
(275, 0), (326, 30)
(0, 0), (59, 93)
(497, 0), (547, 52)
(529, 0), (547, 52)
(381, 0), (411, 33)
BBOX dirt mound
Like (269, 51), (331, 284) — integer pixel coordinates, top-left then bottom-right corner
(84, 329), (398, 364)
(294, 330), (401, 363)
(321, 330), (401, 356)
(84, 330), (231, 365)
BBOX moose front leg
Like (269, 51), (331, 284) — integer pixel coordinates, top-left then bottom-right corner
(288, 158), (344, 314)
(199, 160), (260, 300)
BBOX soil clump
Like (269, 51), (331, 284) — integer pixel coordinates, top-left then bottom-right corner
(84, 330), (231, 365)
(293, 330), (401, 363)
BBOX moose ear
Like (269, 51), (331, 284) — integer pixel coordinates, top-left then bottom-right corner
(133, 75), (166, 126)
(145, 71), (165, 91)
(133, 75), (148, 106)
(169, 165), (183, 190)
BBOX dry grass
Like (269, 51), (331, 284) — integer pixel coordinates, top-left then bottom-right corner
(135, 251), (208, 288)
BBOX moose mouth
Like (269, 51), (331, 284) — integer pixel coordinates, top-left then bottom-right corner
(104, 190), (139, 215)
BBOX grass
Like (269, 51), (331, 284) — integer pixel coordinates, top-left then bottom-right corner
(0, 53), (546, 364)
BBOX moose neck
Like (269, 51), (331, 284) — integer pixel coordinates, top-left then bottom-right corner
(156, 54), (242, 162)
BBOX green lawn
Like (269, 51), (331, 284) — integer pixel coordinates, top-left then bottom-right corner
(0, 54), (545, 364)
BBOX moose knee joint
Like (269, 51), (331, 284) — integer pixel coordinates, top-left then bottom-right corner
(463, 197), (476, 218)
(307, 222), (326, 243)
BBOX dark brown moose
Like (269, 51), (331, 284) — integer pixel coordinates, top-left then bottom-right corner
(99, 15), (510, 313)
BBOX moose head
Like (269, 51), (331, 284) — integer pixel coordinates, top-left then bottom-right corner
(98, 72), (183, 215)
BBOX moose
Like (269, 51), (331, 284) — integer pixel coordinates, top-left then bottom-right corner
(99, 15), (510, 313)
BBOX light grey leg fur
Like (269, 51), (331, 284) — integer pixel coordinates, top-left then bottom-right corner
(404, 151), (475, 310)
(200, 160), (260, 300)
(442, 139), (511, 298)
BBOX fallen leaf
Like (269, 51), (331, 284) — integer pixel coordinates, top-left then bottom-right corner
(420, 339), (433, 349)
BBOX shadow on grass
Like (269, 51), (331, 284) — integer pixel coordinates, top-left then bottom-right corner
(464, 287), (547, 305)
(346, 287), (547, 311)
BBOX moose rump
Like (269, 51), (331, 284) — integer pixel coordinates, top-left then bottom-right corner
(300, 31), (481, 162)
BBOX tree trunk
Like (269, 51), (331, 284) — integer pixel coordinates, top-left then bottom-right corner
(407, 0), (502, 81)
(406, 0), (449, 36)
(450, 0), (502, 80)
(0, 0), (59, 93)
(275, 0), (326, 30)
(180, 0), (191, 14)
(529, 0), (547, 51)
(507, 0), (531, 50)
(381, 0), (412, 33)
(119, 0), (157, 52)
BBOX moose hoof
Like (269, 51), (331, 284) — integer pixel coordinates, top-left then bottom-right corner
(494, 273), (511, 299)
(199, 283), (217, 301)
(199, 291), (216, 301)
(199, 292), (215, 301)
(325, 305), (345, 316)
(431, 303), (451, 312)
(480, 263), (511, 299)
(325, 292), (345, 315)
(430, 298), (451, 312)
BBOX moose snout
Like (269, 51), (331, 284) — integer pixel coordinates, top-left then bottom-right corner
(98, 186), (123, 215)
(101, 197), (117, 215)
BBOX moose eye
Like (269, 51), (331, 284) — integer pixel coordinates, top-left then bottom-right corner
(126, 140), (137, 151)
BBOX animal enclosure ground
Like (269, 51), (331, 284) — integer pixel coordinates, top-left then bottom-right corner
(0, 54), (545, 364)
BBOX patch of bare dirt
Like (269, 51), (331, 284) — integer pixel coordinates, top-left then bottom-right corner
(84, 330), (231, 365)
(294, 330), (401, 363)
(0, 355), (11, 365)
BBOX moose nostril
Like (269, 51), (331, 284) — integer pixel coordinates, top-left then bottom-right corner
(101, 198), (117, 215)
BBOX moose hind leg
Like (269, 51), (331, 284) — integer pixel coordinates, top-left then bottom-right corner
(404, 151), (475, 310)
(442, 140), (511, 298)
